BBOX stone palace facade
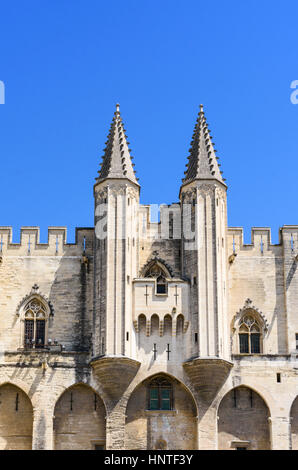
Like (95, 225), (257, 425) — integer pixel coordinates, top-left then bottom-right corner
(0, 104), (297, 450)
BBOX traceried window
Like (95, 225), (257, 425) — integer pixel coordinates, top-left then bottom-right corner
(144, 262), (168, 295)
(148, 377), (173, 410)
(239, 315), (261, 354)
(24, 299), (47, 349)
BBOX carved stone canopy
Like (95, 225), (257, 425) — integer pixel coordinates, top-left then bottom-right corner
(16, 285), (54, 317)
(232, 299), (269, 332)
(141, 257), (174, 278)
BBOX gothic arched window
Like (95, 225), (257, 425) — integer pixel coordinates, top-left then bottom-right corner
(148, 377), (173, 410)
(238, 315), (261, 354)
(144, 262), (169, 295)
(232, 300), (267, 355)
(23, 299), (47, 349)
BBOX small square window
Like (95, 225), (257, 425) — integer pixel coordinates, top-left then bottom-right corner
(156, 283), (166, 294)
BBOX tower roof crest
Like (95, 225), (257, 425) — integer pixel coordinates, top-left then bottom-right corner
(181, 105), (226, 187)
(96, 104), (139, 186)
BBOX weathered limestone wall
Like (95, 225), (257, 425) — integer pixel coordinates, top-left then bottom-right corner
(0, 383), (33, 450)
(0, 355), (296, 450)
(125, 379), (197, 450)
(138, 205), (181, 278)
(0, 352), (99, 450)
(93, 181), (139, 357)
(218, 386), (270, 450)
(180, 182), (229, 360)
(54, 384), (106, 450)
(0, 227), (94, 352)
(215, 356), (298, 450)
(227, 228), (287, 354)
(282, 227), (298, 353)
(0, 220), (298, 451)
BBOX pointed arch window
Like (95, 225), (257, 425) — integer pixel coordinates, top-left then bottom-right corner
(232, 300), (267, 355)
(148, 377), (173, 410)
(24, 299), (47, 349)
(239, 315), (261, 354)
(144, 262), (169, 295)
(16, 286), (53, 350)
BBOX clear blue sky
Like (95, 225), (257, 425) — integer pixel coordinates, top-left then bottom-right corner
(0, 0), (298, 243)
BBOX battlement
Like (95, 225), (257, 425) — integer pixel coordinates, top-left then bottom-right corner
(0, 226), (94, 256)
(228, 226), (298, 255)
(139, 203), (181, 240)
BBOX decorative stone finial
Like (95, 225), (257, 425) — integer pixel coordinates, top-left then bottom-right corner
(96, 104), (139, 186)
(181, 104), (226, 187)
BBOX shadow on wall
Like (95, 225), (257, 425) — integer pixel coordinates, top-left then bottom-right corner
(137, 314), (186, 371)
(125, 373), (197, 450)
(0, 383), (33, 450)
(53, 384), (106, 450)
(217, 386), (271, 450)
(266, 257), (288, 354)
(48, 230), (94, 384)
(290, 395), (298, 450)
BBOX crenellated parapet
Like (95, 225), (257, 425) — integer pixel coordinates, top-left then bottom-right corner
(0, 226), (94, 257)
(228, 226), (298, 258)
(139, 203), (182, 241)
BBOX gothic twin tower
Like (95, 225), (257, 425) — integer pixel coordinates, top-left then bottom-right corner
(92, 103), (230, 364)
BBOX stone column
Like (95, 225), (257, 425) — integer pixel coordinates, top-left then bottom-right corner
(269, 416), (291, 450)
(198, 404), (218, 450)
(105, 402), (127, 450)
(32, 408), (54, 450)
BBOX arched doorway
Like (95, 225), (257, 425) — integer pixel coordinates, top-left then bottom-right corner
(0, 383), (33, 450)
(217, 386), (270, 450)
(125, 374), (197, 450)
(290, 396), (298, 449)
(53, 384), (106, 450)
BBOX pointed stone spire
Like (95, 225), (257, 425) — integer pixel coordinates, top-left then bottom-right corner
(96, 104), (139, 186)
(181, 104), (226, 187)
